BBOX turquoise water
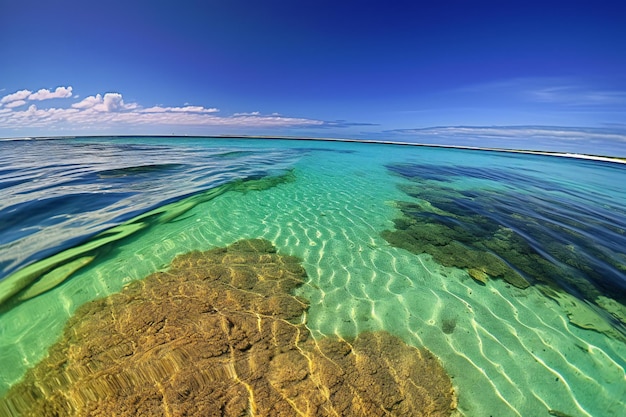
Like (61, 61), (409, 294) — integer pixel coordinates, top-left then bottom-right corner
(0, 137), (625, 416)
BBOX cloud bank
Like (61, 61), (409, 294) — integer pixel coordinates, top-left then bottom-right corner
(72, 93), (138, 112)
(0, 87), (74, 105)
(0, 89), (32, 104)
(29, 86), (74, 101)
(2, 84), (625, 156)
(0, 86), (324, 134)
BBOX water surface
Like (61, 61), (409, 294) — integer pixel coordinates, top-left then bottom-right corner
(0, 137), (624, 416)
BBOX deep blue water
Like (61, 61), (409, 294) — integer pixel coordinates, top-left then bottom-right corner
(0, 137), (301, 281)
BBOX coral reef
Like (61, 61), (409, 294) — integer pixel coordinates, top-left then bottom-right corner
(387, 168), (626, 300)
(0, 239), (456, 417)
(232, 169), (296, 193)
(383, 162), (626, 340)
(381, 200), (532, 289)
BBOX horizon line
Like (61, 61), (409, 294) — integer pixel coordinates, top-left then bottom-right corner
(2, 134), (625, 165)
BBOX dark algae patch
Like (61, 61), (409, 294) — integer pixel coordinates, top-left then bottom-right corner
(232, 168), (296, 193)
(441, 318), (457, 334)
(383, 162), (626, 339)
(0, 239), (456, 417)
(0, 169), (298, 309)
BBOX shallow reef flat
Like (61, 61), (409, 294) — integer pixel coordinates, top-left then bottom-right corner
(0, 239), (456, 417)
(383, 162), (626, 341)
(1, 138), (625, 417)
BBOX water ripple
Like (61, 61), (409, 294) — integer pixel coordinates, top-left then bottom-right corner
(0, 138), (301, 280)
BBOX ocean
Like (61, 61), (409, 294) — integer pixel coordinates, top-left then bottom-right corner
(0, 136), (624, 416)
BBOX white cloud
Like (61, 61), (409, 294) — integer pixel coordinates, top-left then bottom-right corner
(233, 111), (261, 116)
(172, 105), (218, 113)
(4, 100), (27, 108)
(1, 86), (74, 108)
(28, 86), (73, 101)
(72, 93), (137, 112)
(100, 93), (126, 112)
(140, 105), (219, 113)
(139, 106), (168, 113)
(0, 88), (324, 132)
(72, 94), (103, 110)
(0, 89), (32, 104)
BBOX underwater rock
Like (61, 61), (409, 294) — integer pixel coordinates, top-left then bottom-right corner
(468, 268), (489, 285)
(387, 164), (626, 321)
(382, 165), (626, 341)
(596, 295), (626, 326)
(441, 318), (457, 334)
(381, 217), (530, 289)
(382, 186), (580, 291)
(0, 239), (456, 417)
(232, 169), (296, 193)
(548, 409), (575, 417)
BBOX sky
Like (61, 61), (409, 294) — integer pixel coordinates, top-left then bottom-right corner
(1, 0), (626, 155)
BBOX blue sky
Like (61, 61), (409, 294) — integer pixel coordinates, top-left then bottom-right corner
(1, 0), (626, 154)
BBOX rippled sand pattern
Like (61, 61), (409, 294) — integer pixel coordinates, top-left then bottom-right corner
(182, 149), (625, 417)
(0, 239), (455, 417)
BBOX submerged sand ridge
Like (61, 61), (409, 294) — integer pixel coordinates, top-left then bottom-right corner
(0, 239), (456, 417)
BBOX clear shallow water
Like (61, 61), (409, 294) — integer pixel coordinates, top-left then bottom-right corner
(0, 137), (625, 416)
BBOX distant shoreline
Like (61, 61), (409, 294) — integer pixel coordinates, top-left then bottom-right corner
(3, 134), (626, 165)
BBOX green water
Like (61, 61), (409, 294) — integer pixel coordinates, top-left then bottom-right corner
(0, 139), (624, 416)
